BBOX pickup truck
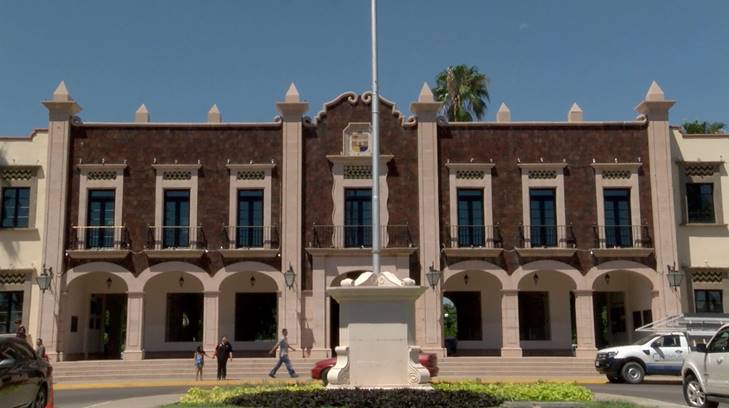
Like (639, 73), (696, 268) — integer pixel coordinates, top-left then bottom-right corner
(594, 332), (690, 384)
(681, 324), (729, 408)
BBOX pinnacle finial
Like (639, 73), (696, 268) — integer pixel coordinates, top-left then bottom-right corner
(285, 82), (300, 103)
(496, 103), (511, 122)
(52, 81), (71, 102)
(645, 81), (665, 101)
(208, 104), (221, 123)
(418, 82), (434, 103)
(568, 103), (583, 122)
(135, 104), (150, 123)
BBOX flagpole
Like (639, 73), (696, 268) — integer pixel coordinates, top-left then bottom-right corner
(370, 0), (381, 277)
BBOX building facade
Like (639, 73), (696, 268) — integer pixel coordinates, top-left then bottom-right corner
(0, 128), (49, 343)
(23, 80), (687, 361)
(671, 128), (729, 314)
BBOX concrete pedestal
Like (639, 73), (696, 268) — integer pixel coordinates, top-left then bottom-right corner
(326, 271), (431, 388)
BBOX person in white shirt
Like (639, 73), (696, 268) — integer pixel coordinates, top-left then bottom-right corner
(268, 328), (298, 378)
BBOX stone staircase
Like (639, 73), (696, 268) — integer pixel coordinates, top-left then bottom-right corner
(51, 357), (600, 384)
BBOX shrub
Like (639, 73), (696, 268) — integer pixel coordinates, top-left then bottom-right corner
(180, 383), (323, 405)
(226, 388), (502, 408)
(433, 381), (592, 401)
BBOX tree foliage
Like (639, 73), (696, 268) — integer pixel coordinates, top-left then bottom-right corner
(434, 65), (490, 122)
(682, 120), (726, 134)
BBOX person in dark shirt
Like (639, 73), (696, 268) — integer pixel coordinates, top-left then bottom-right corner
(15, 319), (26, 340)
(214, 336), (233, 380)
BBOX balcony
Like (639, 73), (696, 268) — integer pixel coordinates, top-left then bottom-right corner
(591, 225), (653, 257)
(145, 225), (206, 259)
(219, 225), (279, 259)
(307, 224), (416, 257)
(66, 226), (130, 260)
(516, 224), (577, 257)
(442, 225), (503, 258)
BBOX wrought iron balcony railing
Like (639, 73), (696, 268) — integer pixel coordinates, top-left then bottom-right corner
(445, 224), (502, 248)
(311, 224), (413, 249)
(146, 225), (206, 250)
(222, 225), (279, 249)
(518, 224), (575, 248)
(593, 225), (651, 249)
(69, 226), (129, 250)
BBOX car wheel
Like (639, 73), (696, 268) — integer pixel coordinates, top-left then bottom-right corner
(607, 375), (623, 383)
(32, 385), (48, 408)
(621, 361), (645, 384)
(683, 375), (718, 408)
(321, 368), (330, 386)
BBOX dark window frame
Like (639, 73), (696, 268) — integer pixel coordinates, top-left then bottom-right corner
(236, 189), (264, 248)
(344, 188), (372, 247)
(163, 189), (191, 248)
(165, 293), (203, 342)
(519, 291), (551, 341)
(694, 289), (724, 313)
(529, 188), (557, 247)
(0, 291), (24, 334)
(457, 188), (485, 247)
(686, 183), (716, 224)
(0, 187), (30, 228)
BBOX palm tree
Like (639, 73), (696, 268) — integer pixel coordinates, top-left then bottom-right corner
(434, 65), (490, 122)
(682, 120), (726, 134)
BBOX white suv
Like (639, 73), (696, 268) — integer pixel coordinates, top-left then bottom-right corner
(682, 324), (729, 408)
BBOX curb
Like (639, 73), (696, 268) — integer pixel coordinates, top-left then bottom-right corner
(54, 378), (313, 391)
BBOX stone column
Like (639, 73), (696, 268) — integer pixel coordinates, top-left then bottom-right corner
(574, 290), (597, 358)
(500, 289), (522, 357)
(309, 256), (329, 358)
(410, 83), (445, 355)
(203, 291), (220, 355)
(275, 83), (309, 348)
(123, 292), (144, 360)
(635, 82), (681, 317)
(39, 82), (81, 361)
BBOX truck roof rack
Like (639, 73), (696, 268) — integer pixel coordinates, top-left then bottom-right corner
(637, 313), (729, 337)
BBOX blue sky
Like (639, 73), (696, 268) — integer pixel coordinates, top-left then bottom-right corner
(0, 1), (727, 134)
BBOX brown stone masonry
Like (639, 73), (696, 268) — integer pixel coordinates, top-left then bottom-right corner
(67, 125), (283, 274)
(438, 123), (655, 273)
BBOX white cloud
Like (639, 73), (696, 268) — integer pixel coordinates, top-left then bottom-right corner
(519, 22), (529, 31)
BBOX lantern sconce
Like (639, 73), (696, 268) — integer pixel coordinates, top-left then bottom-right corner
(179, 276), (185, 288)
(667, 263), (684, 290)
(463, 273), (469, 286)
(284, 264), (296, 290)
(604, 273), (611, 285)
(106, 277), (113, 289)
(426, 264), (441, 289)
(533, 273), (540, 286)
(250, 275), (256, 287)
(36, 265), (53, 294)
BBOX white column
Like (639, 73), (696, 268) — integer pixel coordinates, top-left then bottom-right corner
(276, 84), (309, 348)
(310, 256), (329, 358)
(574, 290), (597, 358)
(123, 292), (144, 360)
(410, 84), (445, 355)
(635, 81), (681, 317)
(500, 289), (522, 357)
(203, 291), (220, 355)
(39, 82), (81, 361)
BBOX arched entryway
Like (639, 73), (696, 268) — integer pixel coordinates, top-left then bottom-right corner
(586, 261), (658, 348)
(513, 261), (583, 356)
(64, 263), (134, 360)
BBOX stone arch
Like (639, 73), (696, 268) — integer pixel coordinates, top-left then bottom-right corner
(585, 260), (659, 290)
(137, 261), (214, 292)
(510, 260), (585, 291)
(443, 260), (509, 289)
(212, 261), (283, 292)
(66, 262), (135, 292)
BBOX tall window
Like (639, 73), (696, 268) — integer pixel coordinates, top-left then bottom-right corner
(163, 190), (190, 248)
(604, 188), (633, 247)
(235, 293), (277, 341)
(166, 293), (203, 342)
(344, 188), (371, 247)
(1, 187), (30, 228)
(87, 190), (115, 248)
(695, 290), (723, 313)
(237, 190), (263, 247)
(686, 183), (715, 223)
(529, 189), (557, 247)
(457, 189), (484, 247)
(519, 292), (550, 341)
(0, 291), (23, 334)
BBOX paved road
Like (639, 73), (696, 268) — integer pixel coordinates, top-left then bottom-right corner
(586, 383), (684, 405)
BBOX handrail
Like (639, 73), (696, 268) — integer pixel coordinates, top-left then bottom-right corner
(69, 225), (129, 250)
(146, 225), (206, 250)
(312, 224), (412, 249)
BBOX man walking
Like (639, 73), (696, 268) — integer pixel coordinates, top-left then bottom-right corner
(214, 336), (233, 380)
(269, 328), (298, 378)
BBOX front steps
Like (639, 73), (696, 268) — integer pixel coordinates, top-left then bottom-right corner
(51, 357), (600, 383)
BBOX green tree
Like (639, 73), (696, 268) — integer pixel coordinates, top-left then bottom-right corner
(682, 120), (726, 134)
(434, 65), (490, 122)
(443, 298), (458, 338)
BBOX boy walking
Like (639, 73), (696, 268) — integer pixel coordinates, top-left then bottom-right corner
(268, 328), (298, 378)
